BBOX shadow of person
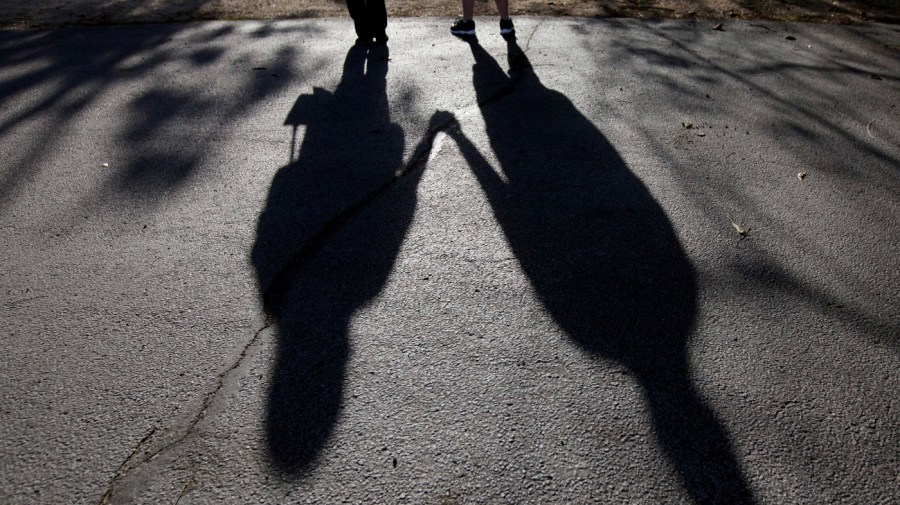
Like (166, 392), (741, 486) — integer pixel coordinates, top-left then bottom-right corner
(442, 39), (756, 504)
(251, 43), (427, 475)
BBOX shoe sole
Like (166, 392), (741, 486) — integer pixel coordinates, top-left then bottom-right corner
(451, 29), (476, 35)
(500, 28), (515, 34)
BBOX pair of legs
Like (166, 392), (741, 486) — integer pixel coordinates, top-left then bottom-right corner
(460, 0), (509, 20)
(347, 0), (388, 43)
(451, 0), (513, 36)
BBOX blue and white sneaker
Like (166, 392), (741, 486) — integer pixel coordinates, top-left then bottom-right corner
(499, 18), (515, 35)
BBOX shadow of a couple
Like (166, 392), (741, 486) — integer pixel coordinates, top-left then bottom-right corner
(252, 38), (755, 504)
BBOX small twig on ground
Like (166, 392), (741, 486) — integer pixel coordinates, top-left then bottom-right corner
(174, 481), (191, 505)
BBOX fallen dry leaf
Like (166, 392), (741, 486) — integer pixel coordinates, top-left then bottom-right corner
(728, 217), (749, 239)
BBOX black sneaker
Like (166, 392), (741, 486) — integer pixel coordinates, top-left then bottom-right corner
(450, 18), (476, 36)
(499, 18), (515, 35)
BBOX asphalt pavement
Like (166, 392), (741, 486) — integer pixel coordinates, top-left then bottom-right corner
(1, 16), (898, 505)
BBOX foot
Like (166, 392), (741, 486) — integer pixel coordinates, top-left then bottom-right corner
(499, 18), (515, 35)
(374, 33), (389, 44)
(450, 18), (476, 36)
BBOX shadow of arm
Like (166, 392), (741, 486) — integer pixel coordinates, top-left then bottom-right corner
(441, 117), (508, 198)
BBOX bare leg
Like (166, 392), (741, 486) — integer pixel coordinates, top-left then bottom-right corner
(494, 0), (509, 19)
(462, 0), (475, 20)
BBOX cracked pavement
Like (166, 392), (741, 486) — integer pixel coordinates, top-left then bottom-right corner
(1, 17), (898, 505)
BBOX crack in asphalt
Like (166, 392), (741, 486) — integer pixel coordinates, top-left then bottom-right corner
(522, 19), (544, 52)
(97, 322), (272, 505)
(2, 295), (49, 309)
(98, 427), (157, 505)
